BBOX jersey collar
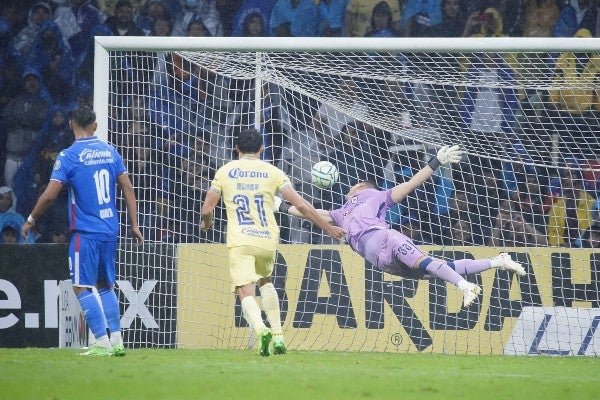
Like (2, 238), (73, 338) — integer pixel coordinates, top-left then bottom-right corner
(76, 136), (99, 142)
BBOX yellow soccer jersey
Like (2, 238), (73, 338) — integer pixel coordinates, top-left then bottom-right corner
(210, 158), (291, 250)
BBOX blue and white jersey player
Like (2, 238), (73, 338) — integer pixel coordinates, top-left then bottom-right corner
(22, 106), (144, 356)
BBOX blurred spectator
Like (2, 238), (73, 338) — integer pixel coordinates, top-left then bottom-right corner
(514, 170), (549, 235)
(25, 20), (75, 105)
(151, 17), (173, 35)
(280, 108), (337, 243)
(230, 0), (275, 36)
(172, 0), (201, 35)
(428, 0), (467, 37)
(149, 52), (212, 138)
(580, 222), (600, 248)
(186, 18), (211, 36)
(135, 0), (171, 35)
(460, 52), (523, 165)
(448, 187), (472, 221)
(456, 157), (505, 245)
(448, 218), (476, 246)
(280, 107), (331, 184)
(553, 0), (597, 37)
(463, 7), (505, 37)
(32, 105), (73, 185)
(547, 28), (600, 159)
(197, 0), (223, 36)
(0, 16), (23, 111)
(97, 0), (145, 16)
(114, 95), (164, 200)
(334, 121), (384, 195)
(492, 0), (525, 37)
(344, 0), (400, 37)
(270, 0), (322, 36)
(73, 79), (94, 109)
(241, 11), (266, 36)
(173, 150), (215, 241)
(522, 0), (560, 37)
(12, 2), (54, 55)
(213, 0), (241, 36)
(65, 0), (107, 58)
(382, 147), (438, 233)
(104, 0), (145, 36)
(1, 226), (18, 244)
(31, 177), (70, 243)
(400, 0), (442, 37)
(547, 162), (597, 247)
(35, 221), (69, 243)
(365, 0), (400, 37)
(399, 214), (428, 244)
(319, 0), (348, 36)
(487, 196), (548, 246)
(173, 0), (223, 36)
(75, 23), (113, 87)
(11, 104), (72, 217)
(111, 94), (171, 241)
(381, 145), (453, 238)
(0, 186), (35, 243)
(2, 68), (51, 188)
(318, 76), (370, 138)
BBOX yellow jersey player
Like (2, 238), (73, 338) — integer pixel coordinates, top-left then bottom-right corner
(201, 128), (345, 356)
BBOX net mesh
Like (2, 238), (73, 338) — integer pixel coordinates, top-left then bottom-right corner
(105, 44), (600, 354)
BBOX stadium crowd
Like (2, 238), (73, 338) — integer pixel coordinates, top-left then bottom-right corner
(0, 0), (599, 248)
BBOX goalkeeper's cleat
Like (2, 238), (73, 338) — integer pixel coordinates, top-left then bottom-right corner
(79, 344), (113, 357)
(272, 337), (287, 355)
(112, 343), (126, 357)
(492, 253), (526, 277)
(258, 328), (272, 357)
(462, 282), (482, 308)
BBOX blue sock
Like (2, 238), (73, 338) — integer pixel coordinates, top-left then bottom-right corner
(76, 290), (107, 339)
(98, 287), (121, 335)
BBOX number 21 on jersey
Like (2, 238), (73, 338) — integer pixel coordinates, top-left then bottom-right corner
(233, 194), (267, 226)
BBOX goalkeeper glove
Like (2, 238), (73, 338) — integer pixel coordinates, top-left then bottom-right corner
(428, 145), (463, 170)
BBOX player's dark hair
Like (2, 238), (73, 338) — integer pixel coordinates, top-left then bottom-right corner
(236, 128), (263, 154)
(70, 106), (96, 128)
(361, 180), (378, 189)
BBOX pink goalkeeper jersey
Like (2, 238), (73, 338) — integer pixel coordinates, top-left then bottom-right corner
(329, 188), (395, 253)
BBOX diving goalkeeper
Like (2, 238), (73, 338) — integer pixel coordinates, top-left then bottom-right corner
(279, 145), (526, 307)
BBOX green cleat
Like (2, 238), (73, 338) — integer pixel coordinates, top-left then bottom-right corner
(79, 344), (113, 356)
(112, 343), (126, 357)
(272, 337), (287, 355)
(258, 328), (272, 357)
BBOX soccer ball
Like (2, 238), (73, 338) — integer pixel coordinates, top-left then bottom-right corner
(311, 161), (339, 189)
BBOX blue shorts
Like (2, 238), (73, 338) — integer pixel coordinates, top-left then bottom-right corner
(69, 234), (117, 288)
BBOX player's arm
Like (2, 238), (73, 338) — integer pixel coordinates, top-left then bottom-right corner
(200, 188), (221, 231)
(274, 195), (333, 222)
(117, 173), (143, 245)
(280, 186), (345, 239)
(391, 145), (463, 203)
(21, 180), (64, 240)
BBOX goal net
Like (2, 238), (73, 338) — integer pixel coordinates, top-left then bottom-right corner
(96, 36), (600, 355)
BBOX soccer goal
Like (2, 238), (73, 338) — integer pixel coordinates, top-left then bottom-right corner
(95, 36), (600, 355)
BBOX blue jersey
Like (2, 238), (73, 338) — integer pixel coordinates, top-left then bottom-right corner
(50, 136), (127, 239)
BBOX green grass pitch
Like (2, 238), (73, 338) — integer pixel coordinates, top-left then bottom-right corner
(2, 348), (599, 399)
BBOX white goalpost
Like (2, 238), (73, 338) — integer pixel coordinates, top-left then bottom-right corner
(94, 36), (600, 355)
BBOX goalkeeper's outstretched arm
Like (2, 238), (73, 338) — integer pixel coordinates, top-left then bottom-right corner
(390, 145), (463, 203)
(277, 199), (332, 222)
(279, 186), (343, 239)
